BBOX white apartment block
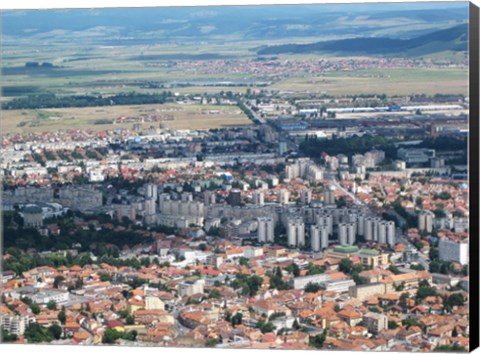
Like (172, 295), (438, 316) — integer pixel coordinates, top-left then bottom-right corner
(287, 217), (305, 247)
(418, 210), (434, 233)
(258, 217), (275, 243)
(438, 238), (469, 265)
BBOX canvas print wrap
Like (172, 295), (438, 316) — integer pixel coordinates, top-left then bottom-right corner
(0, 1), (474, 352)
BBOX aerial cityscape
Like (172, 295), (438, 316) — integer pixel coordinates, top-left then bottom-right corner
(0, 2), (471, 351)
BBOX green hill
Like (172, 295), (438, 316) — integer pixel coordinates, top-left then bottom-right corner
(257, 23), (467, 56)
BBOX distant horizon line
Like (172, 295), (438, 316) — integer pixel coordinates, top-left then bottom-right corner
(1, 0), (470, 13)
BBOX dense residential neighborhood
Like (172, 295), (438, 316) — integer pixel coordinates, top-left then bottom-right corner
(1, 90), (469, 349)
(0, 2), (472, 351)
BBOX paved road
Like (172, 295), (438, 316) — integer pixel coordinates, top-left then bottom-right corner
(244, 100), (266, 124)
(324, 171), (362, 206)
(395, 227), (430, 270)
(171, 309), (191, 336)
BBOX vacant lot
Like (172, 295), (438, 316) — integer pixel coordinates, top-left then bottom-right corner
(1, 103), (252, 134)
(271, 68), (468, 96)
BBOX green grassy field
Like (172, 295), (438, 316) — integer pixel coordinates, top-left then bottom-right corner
(1, 36), (469, 135)
(270, 68), (468, 96)
(3, 39), (468, 101)
(1, 103), (252, 134)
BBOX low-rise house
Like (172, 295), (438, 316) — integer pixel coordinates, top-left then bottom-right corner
(337, 308), (363, 327)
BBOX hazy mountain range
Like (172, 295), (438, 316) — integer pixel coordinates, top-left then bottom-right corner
(257, 23), (468, 56)
(1, 3), (469, 56)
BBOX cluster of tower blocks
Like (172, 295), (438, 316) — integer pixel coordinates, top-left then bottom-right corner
(258, 208), (395, 250)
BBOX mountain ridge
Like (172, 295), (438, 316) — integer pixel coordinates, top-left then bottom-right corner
(256, 23), (468, 56)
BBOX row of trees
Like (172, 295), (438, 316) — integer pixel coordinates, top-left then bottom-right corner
(23, 323), (62, 343)
(300, 134), (397, 158)
(237, 99), (261, 124)
(102, 328), (137, 343)
(2, 245), (161, 276)
(4, 214), (153, 251)
(3, 92), (173, 110)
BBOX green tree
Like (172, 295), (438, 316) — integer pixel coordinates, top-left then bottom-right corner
(445, 293), (465, 308)
(30, 303), (41, 315)
(402, 318), (420, 329)
(415, 197), (423, 207)
(286, 263), (301, 277)
(102, 328), (122, 344)
(24, 323), (54, 343)
(306, 263), (325, 276)
(399, 292), (410, 308)
(339, 258), (353, 273)
(388, 321), (399, 329)
(209, 289), (221, 299)
(48, 324), (62, 340)
(231, 312), (243, 327)
(100, 273), (112, 282)
(46, 300), (57, 310)
(434, 344), (466, 352)
(1, 329), (18, 342)
(309, 332), (327, 348)
(123, 330), (137, 341)
(336, 197), (347, 208)
(238, 257), (249, 267)
(304, 282), (321, 293)
(205, 338), (219, 347)
(53, 275), (65, 288)
(268, 268), (291, 291)
(257, 320), (276, 334)
(416, 281), (437, 301)
(58, 310), (66, 325)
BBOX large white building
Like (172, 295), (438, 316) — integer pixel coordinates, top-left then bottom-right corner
(316, 214), (333, 236)
(285, 158), (324, 182)
(386, 221), (396, 247)
(145, 183), (158, 201)
(31, 290), (69, 305)
(418, 210), (434, 233)
(22, 205), (44, 229)
(301, 188), (312, 205)
(438, 238), (469, 265)
(357, 213), (367, 236)
(320, 279), (356, 293)
(288, 217), (305, 247)
(253, 191), (265, 205)
(0, 314), (34, 336)
(363, 312), (388, 335)
(290, 273), (329, 290)
(377, 221), (387, 244)
(179, 280), (204, 297)
(310, 224), (329, 252)
(364, 217), (381, 241)
(277, 189), (290, 205)
(338, 222), (356, 245)
(364, 218), (395, 246)
(58, 185), (103, 212)
(244, 246), (264, 259)
(397, 148), (435, 164)
(203, 191), (216, 205)
(324, 186), (336, 205)
(258, 217), (275, 243)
